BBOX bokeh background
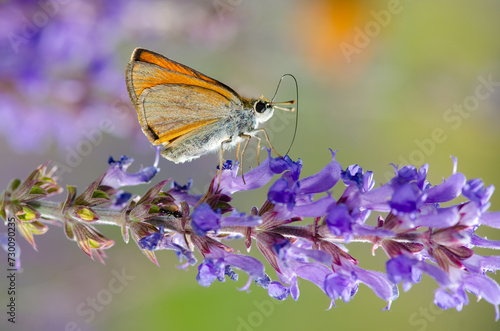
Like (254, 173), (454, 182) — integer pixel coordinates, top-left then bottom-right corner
(1, 0), (500, 330)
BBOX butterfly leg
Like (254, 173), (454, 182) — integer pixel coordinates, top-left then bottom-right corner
(256, 136), (262, 165)
(239, 134), (252, 185)
(236, 141), (242, 164)
(217, 138), (232, 189)
(254, 128), (282, 158)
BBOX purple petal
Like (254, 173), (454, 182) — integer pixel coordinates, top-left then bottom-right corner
(462, 255), (500, 274)
(288, 195), (336, 218)
(171, 178), (193, 192)
(138, 227), (163, 250)
(353, 266), (399, 302)
(342, 164), (364, 187)
(326, 204), (354, 241)
(434, 287), (467, 311)
(387, 255), (450, 289)
(386, 255), (418, 285)
(342, 164), (375, 192)
(417, 164), (429, 190)
(169, 179), (202, 206)
(415, 260), (451, 287)
(458, 202), (481, 226)
(395, 165), (419, 183)
(298, 150), (341, 194)
(324, 273), (358, 303)
(287, 243), (333, 265)
(479, 211), (500, 229)
(255, 274), (271, 289)
(269, 155), (302, 181)
(415, 206), (460, 229)
(197, 258), (225, 287)
(463, 179), (495, 209)
(290, 277), (300, 300)
(470, 234), (500, 249)
(224, 253), (265, 278)
(293, 261), (332, 292)
(110, 190), (132, 210)
(191, 203), (221, 236)
(353, 224), (395, 238)
(425, 173), (466, 203)
(268, 178), (298, 209)
(220, 210), (262, 227)
(102, 150), (159, 189)
(157, 236), (197, 266)
(359, 185), (394, 211)
(268, 281), (291, 300)
(463, 274), (500, 320)
(219, 157), (275, 195)
(389, 183), (426, 214)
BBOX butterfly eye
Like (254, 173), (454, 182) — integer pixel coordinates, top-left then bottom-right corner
(254, 100), (268, 113)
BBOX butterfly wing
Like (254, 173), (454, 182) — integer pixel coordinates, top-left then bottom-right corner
(127, 48), (243, 105)
(126, 48), (246, 145)
(138, 83), (233, 145)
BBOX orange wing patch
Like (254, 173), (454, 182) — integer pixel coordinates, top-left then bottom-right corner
(127, 48), (242, 106)
(156, 118), (218, 144)
(133, 49), (219, 85)
(136, 83), (233, 146)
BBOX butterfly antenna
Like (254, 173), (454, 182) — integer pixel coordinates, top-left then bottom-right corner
(270, 74), (299, 156)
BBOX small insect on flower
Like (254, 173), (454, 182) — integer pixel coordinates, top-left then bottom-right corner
(125, 48), (295, 180)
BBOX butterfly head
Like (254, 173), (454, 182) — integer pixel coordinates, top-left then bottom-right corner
(253, 97), (295, 124)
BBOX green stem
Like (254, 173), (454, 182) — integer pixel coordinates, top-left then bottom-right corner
(26, 201), (416, 246)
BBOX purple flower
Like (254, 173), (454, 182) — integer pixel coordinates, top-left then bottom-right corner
(138, 226), (164, 250)
(252, 273), (271, 288)
(268, 279), (299, 300)
(217, 156), (277, 195)
(324, 273), (358, 304)
(434, 272), (500, 320)
(191, 203), (261, 236)
(217, 159), (234, 170)
(169, 179), (201, 207)
(425, 173), (466, 203)
(386, 255), (450, 292)
(157, 233), (197, 268)
(268, 150), (341, 219)
(463, 179), (495, 211)
(461, 254), (500, 275)
(415, 205), (460, 229)
(196, 247), (265, 290)
(110, 191), (133, 210)
(479, 211), (500, 229)
(221, 209), (262, 227)
(434, 287), (468, 312)
(197, 258), (227, 287)
(172, 179), (193, 192)
(470, 234), (500, 250)
(295, 149), (341, 195)
(342, 164), (374, 192)
(5, 147), (500, 319)
(389, 183), (427, 215)
(102, 148), (159, 189)
(191, 203), (222, 236)
(268, 178), (299, 210)
(326, 204), (354, 241)
(269, 155), (302, 181)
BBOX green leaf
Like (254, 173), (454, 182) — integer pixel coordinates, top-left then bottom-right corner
(76, 207), (99, 222)
(16, 205), (40, 222)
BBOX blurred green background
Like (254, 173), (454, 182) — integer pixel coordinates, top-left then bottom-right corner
(1, 0), (500, 330)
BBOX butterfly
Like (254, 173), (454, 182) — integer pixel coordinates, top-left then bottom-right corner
(126, 48), (294, 178)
